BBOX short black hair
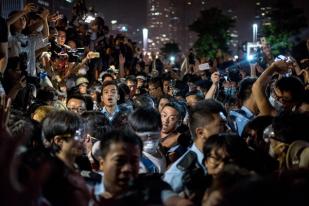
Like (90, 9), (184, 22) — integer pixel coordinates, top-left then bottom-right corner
(67, 94), (86, 105)
(203, 133), (253, 170)
(101, 80), (118, 93)
(148, 77), (163, 89)
(185, 90), (204, 100)
(189, 99), (226, 139)
(133, 95), (155, 109)
(161, 101), (187, 121)
(81, 111), (111, 141)
(126, 75), (137, 83)
(99, 129), (143, 158)
(275, 76), (305, 104)
(238, 77), (257, 102)
(128, 107), (161, 132)
(101, 73), (114, 82)
(42, 111), (82, 142)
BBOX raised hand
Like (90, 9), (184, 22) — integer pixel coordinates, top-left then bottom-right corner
(39, 8), (50, 20)
(211, 71), (220, 84)
(119, 53), (126, 65)
(23, 3), (37, 14)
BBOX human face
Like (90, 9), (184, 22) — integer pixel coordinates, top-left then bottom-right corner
(126, 80), (136, 92)
(100, 142), (140, 196)
(78, 83), (88, 94)
(101, 84), (119, 107)
(137, 79), (144, 88)
(158, 98), (170, 113)
(273, 87), (294, 110)
(57, 31), (66, 46)
(61, 136), (84, 157)
(204, 148), (228, 176)
(163, 80), (170, 94)
(161, 106), (180, 135)
(148, 84), (162, 99)
(90, 21), (98, 32)
(186, 95), (199, 108)
(67, 98), (86, 115)
(13, 16), (26, 32)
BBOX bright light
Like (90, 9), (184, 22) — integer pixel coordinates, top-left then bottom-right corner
(170, 56), (175, 64)
(252, 23), (258, 43)
(234, 55), (239, 60)
(143, 28), (149, 52)
(111, 20), (117, 24)
(247, 54), (254, 61)
(84, 15), (95, 23)
(121, 26), (128, 32)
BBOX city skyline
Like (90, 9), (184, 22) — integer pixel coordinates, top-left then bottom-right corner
(1, 0), (309, 53)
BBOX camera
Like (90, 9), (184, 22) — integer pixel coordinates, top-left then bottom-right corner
(67, 48), (85, 62)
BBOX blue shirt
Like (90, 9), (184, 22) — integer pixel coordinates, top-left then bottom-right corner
(163, 143), (205, 193)
(230, 106), (254, 136)
(101, 105), (120, 123)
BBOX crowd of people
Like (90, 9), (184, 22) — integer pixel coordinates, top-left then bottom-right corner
(0, 2), (309, 206)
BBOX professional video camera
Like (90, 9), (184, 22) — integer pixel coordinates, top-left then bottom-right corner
(49, 38), (85, 62)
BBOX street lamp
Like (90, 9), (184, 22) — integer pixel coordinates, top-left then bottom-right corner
(142, 28), (148, 52)
(253, 23), (258, 43)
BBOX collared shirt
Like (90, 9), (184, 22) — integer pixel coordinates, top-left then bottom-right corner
(163, 143), (205, 193)
(230, 106), (255, 136)
(101, 105), (120, 123)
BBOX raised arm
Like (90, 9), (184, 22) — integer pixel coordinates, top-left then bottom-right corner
(205, 71), (219, 99)
(7, 3), (36, 29)
(252, 60), (289, 116)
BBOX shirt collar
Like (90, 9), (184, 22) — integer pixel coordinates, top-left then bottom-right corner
(102, 105), (119, 121)
(190, 143), (204, 166)
(241, 106), (254, 118)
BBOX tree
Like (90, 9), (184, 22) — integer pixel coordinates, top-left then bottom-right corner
(262, 0), (308, 55)
(189, 8), (235, 59)
(160, 42), (181, 57)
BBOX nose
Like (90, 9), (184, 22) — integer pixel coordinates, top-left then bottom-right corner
(121, 163), (134, 173)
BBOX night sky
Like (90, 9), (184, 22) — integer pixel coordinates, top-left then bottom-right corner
(87, 0), (309, 44)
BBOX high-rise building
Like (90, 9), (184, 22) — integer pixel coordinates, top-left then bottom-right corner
(255, 0), (273, 27)
(147, 0), (206, 53)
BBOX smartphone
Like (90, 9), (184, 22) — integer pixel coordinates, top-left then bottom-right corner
(91, 52), (100, 58)
(198, 63), (210, 70)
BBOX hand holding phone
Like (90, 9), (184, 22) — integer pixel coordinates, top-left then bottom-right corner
(198, 63), (210, 71)
(87, 51), (100, 59)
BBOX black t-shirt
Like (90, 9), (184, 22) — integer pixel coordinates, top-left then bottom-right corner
(0, 17), (8, 43)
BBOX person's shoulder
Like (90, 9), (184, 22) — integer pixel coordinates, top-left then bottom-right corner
(165, 149), (192, 174)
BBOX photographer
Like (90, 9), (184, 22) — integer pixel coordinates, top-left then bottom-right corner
(7, 3), (50, 77)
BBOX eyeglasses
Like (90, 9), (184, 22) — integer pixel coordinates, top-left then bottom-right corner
(67, 107), (86, 113)
(58, 129), (85, 142)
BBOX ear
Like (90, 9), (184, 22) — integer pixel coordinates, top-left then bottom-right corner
(195, 127), (205, 140)
(53, 136), (64, 148)
(99, 159), (105, 172)
(101, 94), (104, 102)
(117, 94), (120, 101)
